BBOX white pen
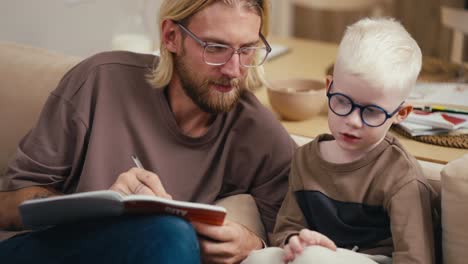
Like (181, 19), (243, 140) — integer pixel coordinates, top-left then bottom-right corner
(131, 155), (144, 169)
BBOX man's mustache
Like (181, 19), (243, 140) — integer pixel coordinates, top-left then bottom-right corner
(209, 78), (240, 88)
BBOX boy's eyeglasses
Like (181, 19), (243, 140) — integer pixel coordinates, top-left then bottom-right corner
(326, 81), (403, 127)
(175, 21), (271, 67)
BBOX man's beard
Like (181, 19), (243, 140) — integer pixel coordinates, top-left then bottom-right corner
(174, 54), (244, 114)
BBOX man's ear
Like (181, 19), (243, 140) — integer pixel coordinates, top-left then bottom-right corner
(161, 19), (179, 53)
(393, 105), (413, 124)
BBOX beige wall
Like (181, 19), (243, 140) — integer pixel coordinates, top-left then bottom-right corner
(0, 0), (162, 57)
(0, 0), (293, 57)
(393, 0), (465, 60)
(1, 0), (465, 60)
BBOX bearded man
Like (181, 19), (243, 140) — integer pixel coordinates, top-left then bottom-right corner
(0, 1), (295, 263)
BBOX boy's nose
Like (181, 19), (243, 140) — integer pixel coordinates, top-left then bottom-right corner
(345, 108), (364, 128)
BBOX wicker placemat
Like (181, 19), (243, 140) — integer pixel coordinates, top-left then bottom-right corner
(326, 57), (468, 149)
(391, 125), (468, 149)
(419, 56), (468, 82)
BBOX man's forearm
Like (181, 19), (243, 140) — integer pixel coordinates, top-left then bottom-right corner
(0, 186), (60, 230)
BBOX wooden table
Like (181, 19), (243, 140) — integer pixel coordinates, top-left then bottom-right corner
(256, 36), (467, 164)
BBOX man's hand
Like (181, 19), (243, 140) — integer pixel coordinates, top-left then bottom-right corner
(283, 229), (336, 263)
(109, 167), (172, 199)
(192, 219), (263, 264)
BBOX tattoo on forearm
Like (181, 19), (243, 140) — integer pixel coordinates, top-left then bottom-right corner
(30, 193), (54, 200)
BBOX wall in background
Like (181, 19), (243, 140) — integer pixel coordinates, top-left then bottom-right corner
(0, 0), (289, 57)
(269, 0), (292, 37)
(0, 0), (161, 57)
(393, 0), (465, 61)
(289, 0), (466, 61)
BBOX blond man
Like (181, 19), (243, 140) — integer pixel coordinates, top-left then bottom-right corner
(0, 1), (295, 263)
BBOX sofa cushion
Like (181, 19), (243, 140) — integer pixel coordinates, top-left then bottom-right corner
(215, 194), (267, 242)
(441, 154), (468, 264)
(419, 160), (443, 195)
(0, 42), (81, 174)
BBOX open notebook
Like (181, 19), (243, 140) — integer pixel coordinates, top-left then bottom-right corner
(19, 190), (227, 229)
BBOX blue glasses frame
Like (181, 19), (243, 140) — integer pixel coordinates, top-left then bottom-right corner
(326, 81), (403, 127)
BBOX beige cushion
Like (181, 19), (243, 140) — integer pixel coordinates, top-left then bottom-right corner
(215, 194), (266, 242)
(419, 160), (443, 195)
(441, 154), (468, 264)
(0, 42), (80, 175)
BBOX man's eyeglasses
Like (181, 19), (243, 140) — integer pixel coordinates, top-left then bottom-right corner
(175, 21), (271, 67)
(326, 81), (403, 127)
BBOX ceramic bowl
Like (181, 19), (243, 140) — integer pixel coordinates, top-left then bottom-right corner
(266, 79), (328, 121)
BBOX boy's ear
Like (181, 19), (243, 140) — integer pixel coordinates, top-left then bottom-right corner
(325, 75), (333, 92)
(161, 19), (180, 53)
(393, 105), (413, 124)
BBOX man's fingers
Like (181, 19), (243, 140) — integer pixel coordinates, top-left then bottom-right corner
(198, 234), (243, 264)
(198, 236), (231, 258)
(124, 169), (156, 196)
(192, 221), (231, 243)
(110, 171), (139, 195)
(195, 220), (260, 264)
(110, 168), (172, 199)
(133, 168), (172, 199)
(132, 182), (157, 196)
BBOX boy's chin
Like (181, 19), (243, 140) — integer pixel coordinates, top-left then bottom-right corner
(336, 138), (380, 155)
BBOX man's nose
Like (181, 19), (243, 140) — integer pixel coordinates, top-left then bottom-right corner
(220, 53), (242, 78)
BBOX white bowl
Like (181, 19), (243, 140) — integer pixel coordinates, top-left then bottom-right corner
(266, 79), (328, 121)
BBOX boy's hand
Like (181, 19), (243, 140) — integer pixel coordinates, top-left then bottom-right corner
(283, 229), (337, 263)
(192, 219), (263, 264)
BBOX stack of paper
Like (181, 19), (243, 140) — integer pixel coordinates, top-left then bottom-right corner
(397, 121), (450, 136)
(408, 82), (468, 106)
(397, 110), (468, 136)
(397, 82), (468, 136)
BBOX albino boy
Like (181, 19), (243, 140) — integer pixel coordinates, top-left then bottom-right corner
(242, 17), (437, 264)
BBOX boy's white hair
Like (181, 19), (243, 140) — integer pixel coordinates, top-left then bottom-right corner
(334, 18), (422, 101)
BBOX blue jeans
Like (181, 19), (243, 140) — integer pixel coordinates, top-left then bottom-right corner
(0, 215), (200, 264)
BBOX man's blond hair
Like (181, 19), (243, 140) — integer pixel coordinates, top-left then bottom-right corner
(147, 0), (270, 91)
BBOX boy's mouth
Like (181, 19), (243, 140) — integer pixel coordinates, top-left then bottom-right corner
(341, 133), (361, 141)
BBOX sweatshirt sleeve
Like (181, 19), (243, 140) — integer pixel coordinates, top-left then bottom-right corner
(270, 155), (309, 247)
(0, 64), (91, 192)
(387, 179), (435, 264)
